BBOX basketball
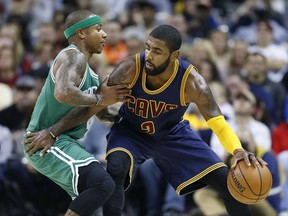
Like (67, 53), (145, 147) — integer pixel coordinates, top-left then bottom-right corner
(227, 159), (272, 204)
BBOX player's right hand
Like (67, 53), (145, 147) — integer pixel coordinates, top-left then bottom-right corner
(231, 149), (267, 169)
(97, 75), (131, 106)
(23, 129), (55, 157)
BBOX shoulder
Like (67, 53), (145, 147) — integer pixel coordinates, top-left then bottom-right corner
(58, 49), (86, 64)
(54, 48), (87, 72)
(108, 54), (138, 85)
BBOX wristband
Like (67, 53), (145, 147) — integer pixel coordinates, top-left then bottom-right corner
(48, 127), (56, 140)
(207, 115), (243, 155)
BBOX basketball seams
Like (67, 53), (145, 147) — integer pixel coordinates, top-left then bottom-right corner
(227, 172), (259, 204)
(227, 160), (272, 204)
(256, 164), (273, 196)
(238, 162), (261, 197)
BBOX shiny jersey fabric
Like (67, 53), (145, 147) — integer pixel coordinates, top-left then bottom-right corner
(27, 44), (100, 139)
(118, 52), (195, 140)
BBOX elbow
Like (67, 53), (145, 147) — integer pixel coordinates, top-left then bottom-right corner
(54, 89), (70, 104)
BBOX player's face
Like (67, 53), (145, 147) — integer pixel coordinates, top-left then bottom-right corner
(144, 36), (171, 76)
(84, 24), (107, 54)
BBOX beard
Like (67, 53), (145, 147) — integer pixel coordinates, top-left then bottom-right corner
(145, 55), (170, 76)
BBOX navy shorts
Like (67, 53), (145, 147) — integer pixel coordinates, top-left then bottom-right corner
(106, 120), (226, 195)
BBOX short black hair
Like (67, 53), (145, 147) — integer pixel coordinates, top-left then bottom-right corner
(64, 10), (95, 30)
(149, 25), (182, 52)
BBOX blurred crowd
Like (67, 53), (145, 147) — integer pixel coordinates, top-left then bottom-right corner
(0, 0), (288, 215)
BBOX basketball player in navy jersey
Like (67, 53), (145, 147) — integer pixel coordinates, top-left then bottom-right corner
(24, 25), (267, 216)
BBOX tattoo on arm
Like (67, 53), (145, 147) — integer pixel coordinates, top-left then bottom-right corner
(108, 63), (127, 85)
(51, 105), (106, 136)
(192, 72), (222, 119)
(108, 57), (136, 86)
(55, 51), (96, 106)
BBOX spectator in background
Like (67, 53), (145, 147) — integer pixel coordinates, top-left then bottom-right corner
(248, 20), (288, 83)
(30, 41), (55, 71)
(244, 52), (286, 126)
(0, 83), (13, 111)
(102, 19), (128, 65)
(0, 46), (18, 88)
(0, 23), (24, 68)
(230, 0), (286, 30)
(182, 0), (220, 39)
(21, 22), (58, 74)
(271, 117), (288, 215)
(5, 0), (33, 50)
(121, 0), (164, 34)
(209, 81), (235, 120)
(0, 125), (13, 165)
(29, 65), (50, 92)
(0, 75), (39, 154)
(225, 73), (249, 102)
(197, 59), (221, 85)
(228, 40), (249, 75)
(209, 29), (230, 80)
(29, 0), (55, 34)
(188, 38), (216, 69)
(122, 26), (146, 55)
(52, 9), (69, 52)
(30, 22), (57, 50)
(167, 13), (193, 60)
(231, 0), (288, 45)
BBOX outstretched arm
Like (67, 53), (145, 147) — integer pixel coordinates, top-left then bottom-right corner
(49, 55), (136, 133)
(24, 56), (137, 156)
(185, 68), (267, 168)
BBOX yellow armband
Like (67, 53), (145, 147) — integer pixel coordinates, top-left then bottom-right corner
(207, 115), (243, 155)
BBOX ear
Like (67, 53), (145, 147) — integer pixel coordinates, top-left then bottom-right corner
(171, 50), (180, 61)
(76, 28), (85, 39)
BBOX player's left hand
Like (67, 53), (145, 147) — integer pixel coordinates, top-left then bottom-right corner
(231, 149), (267, 169)
(23, 129), (55, 157)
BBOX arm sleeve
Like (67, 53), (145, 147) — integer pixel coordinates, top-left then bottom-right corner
(207, 115), (243, 155)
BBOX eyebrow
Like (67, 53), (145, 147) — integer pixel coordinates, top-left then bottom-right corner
(145, 42), (163, 52)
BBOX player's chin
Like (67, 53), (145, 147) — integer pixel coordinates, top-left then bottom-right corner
(95, 48), (103, 54)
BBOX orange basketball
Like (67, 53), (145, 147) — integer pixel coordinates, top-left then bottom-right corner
(227, 159), (272, 204)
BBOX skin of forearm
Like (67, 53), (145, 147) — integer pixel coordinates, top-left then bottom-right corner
(51, 104), (106, 136)
(55, 85), (97, 107)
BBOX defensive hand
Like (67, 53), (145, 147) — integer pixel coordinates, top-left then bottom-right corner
(23, 129), (55, 157)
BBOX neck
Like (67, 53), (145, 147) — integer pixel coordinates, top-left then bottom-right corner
(146, 61), (176, 89)
(70, 42), (91, 61)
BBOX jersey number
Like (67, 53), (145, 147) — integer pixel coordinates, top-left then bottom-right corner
(141, 121), (155, 134)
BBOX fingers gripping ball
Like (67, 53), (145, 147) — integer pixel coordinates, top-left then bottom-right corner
(227, 160), (272, 204)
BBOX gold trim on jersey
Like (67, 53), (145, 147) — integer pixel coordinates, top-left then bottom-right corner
(176, 162), (226, 195)
(128, 53), (141, 89)
(180, 65), (194, 106)
(106, 147), (134, 190)
(142, 59), (179, 95)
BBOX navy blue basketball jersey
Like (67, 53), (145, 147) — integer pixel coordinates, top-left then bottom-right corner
(118, 53), (196, 139)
